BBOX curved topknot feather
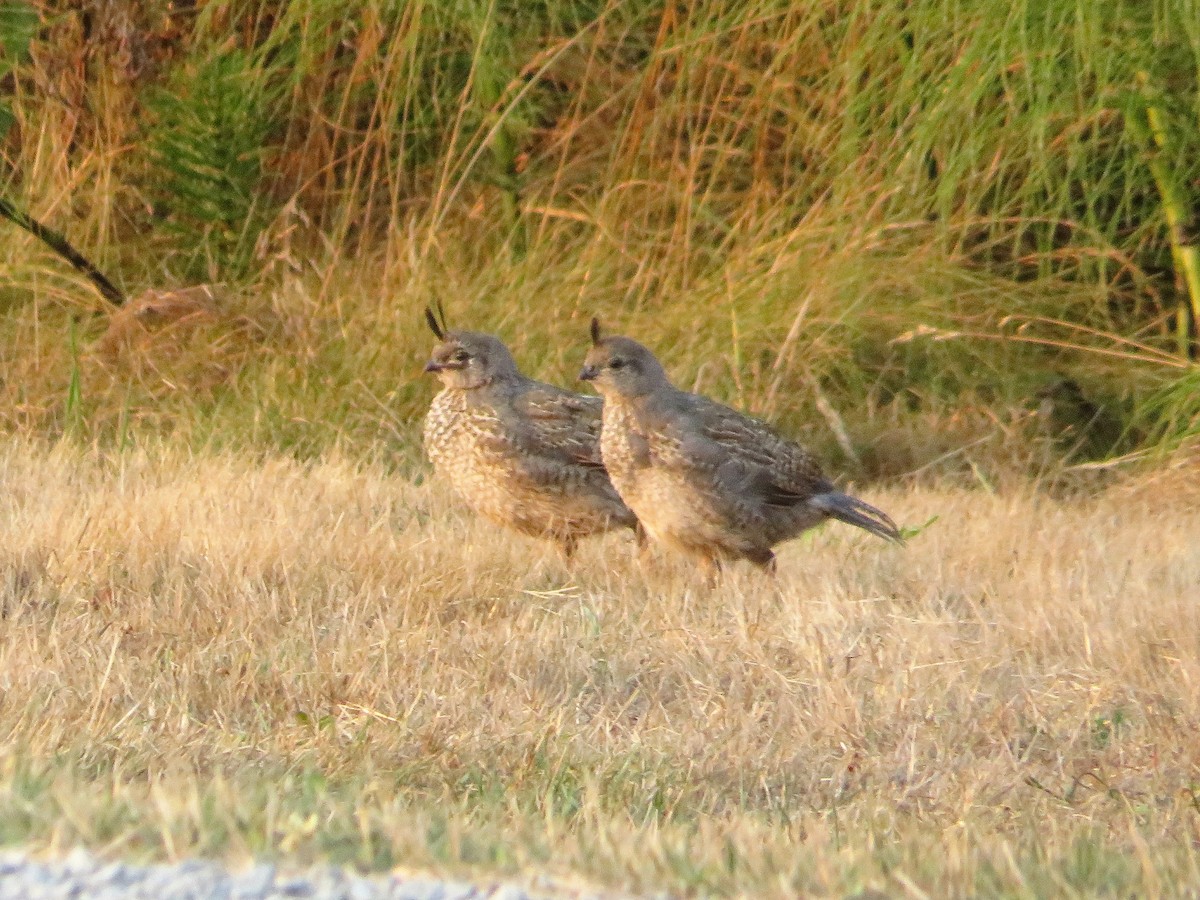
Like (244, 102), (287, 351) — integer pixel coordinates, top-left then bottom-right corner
(424, 306), (445, 340)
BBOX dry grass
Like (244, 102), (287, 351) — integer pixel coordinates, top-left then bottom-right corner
(0, 437), (1198, 896)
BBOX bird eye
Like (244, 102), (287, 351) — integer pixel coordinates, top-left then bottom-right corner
(609, 358), (625, 370)
(453, 350), (470, 363)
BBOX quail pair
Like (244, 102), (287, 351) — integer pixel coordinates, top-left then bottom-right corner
(422, 310), (901, 574)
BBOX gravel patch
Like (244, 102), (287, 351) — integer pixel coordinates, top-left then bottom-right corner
(0, 850), (634, 900)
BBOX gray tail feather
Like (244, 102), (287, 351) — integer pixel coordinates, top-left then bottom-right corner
(811, 492), (904, 544)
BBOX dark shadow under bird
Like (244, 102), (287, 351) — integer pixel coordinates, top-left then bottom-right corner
(579, 320), (902, 575)
(422, 309), (640, 557)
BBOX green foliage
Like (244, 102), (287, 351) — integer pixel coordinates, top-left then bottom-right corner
(145, 48), (282, 280)
(0, 0), (37, 140)
(898, 515), (939, 542)
(62, 323), (83, 436)
(1090, 708), (1130, 750)
(0, 0), (34, 56)
(2, 0), (1200, 468)
(1126, 71), (1200, 356)
(10, 0), (1200, 292)
(1131, 368), (1200, 454)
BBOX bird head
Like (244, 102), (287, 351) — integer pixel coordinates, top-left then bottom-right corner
(579, 318), (667, 399)
(423, 309), (519, 390)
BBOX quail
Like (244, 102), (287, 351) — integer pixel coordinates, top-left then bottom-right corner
(579, 319), (902, 574)
(422, 309), (639, 557)
(1034, 377), (1121, 462)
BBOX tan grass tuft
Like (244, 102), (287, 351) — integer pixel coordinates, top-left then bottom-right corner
(77, 285), (274, 416)
(93, 285), (225, 363)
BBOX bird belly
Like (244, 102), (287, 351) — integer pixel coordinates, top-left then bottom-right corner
(427, 403), (628, 541)
(615, 466), (754, 560)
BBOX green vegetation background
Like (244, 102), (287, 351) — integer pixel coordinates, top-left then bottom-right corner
(1, 0), (1198, 476)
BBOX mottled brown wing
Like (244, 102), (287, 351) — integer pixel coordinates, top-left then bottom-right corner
(506, 383), (607, 470)
(650, 392), (833, 503)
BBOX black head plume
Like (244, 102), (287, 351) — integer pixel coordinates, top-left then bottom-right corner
(424, 306), (444, 340)
(590, 317), (601, 346)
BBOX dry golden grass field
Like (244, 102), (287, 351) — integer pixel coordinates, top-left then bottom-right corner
(1, 438), (1199, 897)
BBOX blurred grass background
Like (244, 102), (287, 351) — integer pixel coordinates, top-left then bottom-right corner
(1, 0), (1198, 478)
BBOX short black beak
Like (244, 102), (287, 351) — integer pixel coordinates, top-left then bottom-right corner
(579, 365), (599, 382)
(424, 360), (444, 373)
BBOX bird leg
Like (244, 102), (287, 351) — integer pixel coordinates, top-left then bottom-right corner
(557, 535), (579, 563)
(747, 549), (777, 576)
(633, 529), (661, 577)
(632, 521), (649, 550)
(697, 553), (722, 588)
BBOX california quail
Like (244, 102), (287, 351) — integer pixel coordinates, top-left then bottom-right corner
(422, 309), (639, 557)
(579, 319), (901, 574)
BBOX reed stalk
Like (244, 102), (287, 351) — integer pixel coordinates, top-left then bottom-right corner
(1134, 71), (1200, 359)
